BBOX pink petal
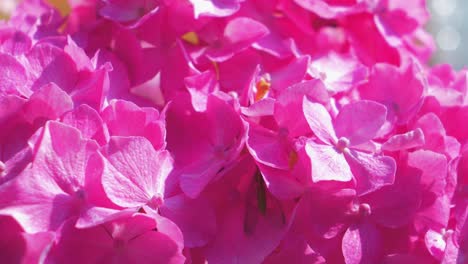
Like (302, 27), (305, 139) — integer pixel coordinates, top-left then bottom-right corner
(23, 83), (73, 125)
(305, 141), (352, 182)
(342, 221), (382, 264)
(335, 100), (387, 146)
(204, 199), (288, 264)
(359, 61), (425, 124)
(294, 0), (364, 19)
(0, 122), (105, 232)
(407, 150), (447, 196)
(342, 14), (400, 66)
(264, 231), (325, 264)
(64, 36), (93, 71)
(0, 53), (29, 97)
(71, 65), (109, 109)
(225, 17), (269, 46)
(178, 159), (224, 199)
(185, 70), (219, 112)
(102, 100), (166, 150)
(374, 9), (418, 46)
(257, 164), (305, 200)
(241, 97), (275, 117)
(33, 121), (99, 193)
(274, 79), (329, 137)
(0, 169), (74, 233)
(271, 56), (310, 92)
(62, 104), (109, 145)
(363, 167), (422, 228)
(101, 137), (172, 208)
(206, 17), (269, 62)
(26, 43), (78, 92)
(160, 194), (217, 248)
(246, 124), (291, 170)
(345, 150), (396, 195)
(382, 128), (425, 151)
(0, 30), (32, 56)
(49, 214), (184, 263)
(308, 52), (368, 94)
(303, 98), (337, 145)
(99, 0), (158, 23)
(0, 216), (54, 264)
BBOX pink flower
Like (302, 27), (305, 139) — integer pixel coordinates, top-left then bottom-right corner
(303, 98), (396, 195)
(47, 214), (185, 263)
(359, 60), (426, 125)
(0, 216), (54, 264)
(0, 121), (112, 232)
(166, 93), (246, 198)
(100, 136), (173, 212)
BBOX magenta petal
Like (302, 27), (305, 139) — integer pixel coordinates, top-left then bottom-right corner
(76, 207), (134, 229)
(305, 141), (352, 183)
(0, 53), (29, 97)
(303, 98), (337, 145)
(99, 0), (158, 23)
(359, 61), (425, 124)
(263, 231), (325, 264)
(274, 79), (329, 137)
(179, 159), (224, 199)
(375, 9), (418, 45)
(407, 150), (447, 196)
(23, 83), (73, 125)
(309, 52), (368, 94)
(258, 164), (305, 200)
(160, 194), (217, 248)
(26, 43), (78, 92)
(342, 14), (400, 66)
(71, 65), (109, 109)
(271, 56), (310, 92)
(0, 122), (99, 232)
(294, 0), (364, 19)
(382, 128), (425, 151)
(207, 17), (269, 62)
(0, 30), (32, 56)
(101, 137), (173, 208)
(62, 104), (109, 145)
(364, 167), (422, 228)
(241, 97), (275, 117)
(120, 215), (185, 264)
(185, 70), (219, 112)
(0, 172), (68, 233)
(102, 100), (166, 150)
(49, 214), (184, 264)
(346, 150), (396, 195)
(0, 216), (54, 264)
(33, 121), (99, 192)
(224, 17), (269, 46)
(342, 221), (382, 264)
(204, 201), (288, 264)
(334, 100), (387, 146)
(246, 124), (291, 170)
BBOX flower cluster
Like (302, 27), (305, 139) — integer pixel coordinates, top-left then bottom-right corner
(0, 0), (467, 263)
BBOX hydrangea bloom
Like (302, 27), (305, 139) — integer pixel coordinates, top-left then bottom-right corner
(0, 0), (467, 263)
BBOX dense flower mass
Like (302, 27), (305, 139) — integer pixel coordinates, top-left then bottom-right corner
(0, 0), (467, 263)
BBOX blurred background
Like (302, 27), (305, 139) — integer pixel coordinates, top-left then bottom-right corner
(0, 0), (466, 69)
(428, 0), (468, 69)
